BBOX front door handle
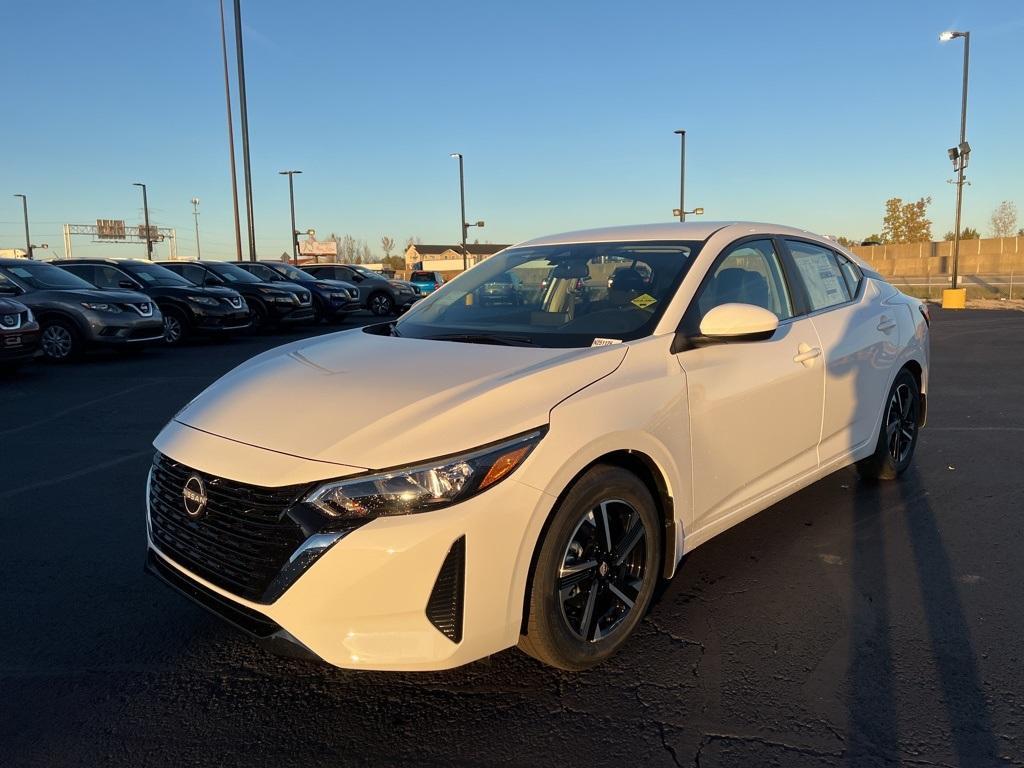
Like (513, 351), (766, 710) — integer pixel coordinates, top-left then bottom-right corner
(877, 316), (897, 332)
(793, 343), (821, 366)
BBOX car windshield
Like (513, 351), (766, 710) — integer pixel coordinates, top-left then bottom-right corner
(274, 265), (315, 281)
(2, 262), (95, 290)
(127, 263), (191, 286)
(208, 263), (262, 283)
(394, 240), (700, 348)
(352, 265), (385, 280)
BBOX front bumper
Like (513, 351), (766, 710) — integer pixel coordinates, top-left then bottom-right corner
(146, 429), (551, 671)
(269, 303), (316, 323)
(192, 307), (252, 333)
(0, 326), (41, 360)
(85, 314), (165, 346)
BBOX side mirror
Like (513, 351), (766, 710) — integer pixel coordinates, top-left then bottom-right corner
(0, 283), (20, 296)
(698, 303), (779, 342)
(204, 276), (224, 287)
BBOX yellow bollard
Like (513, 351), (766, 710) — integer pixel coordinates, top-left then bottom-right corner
(941, 288), (967, 309)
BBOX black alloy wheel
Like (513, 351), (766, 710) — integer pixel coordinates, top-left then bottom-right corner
(519, 464), (661, 670)
(369, 292), (394, 316)
(857, 367), (921, 481)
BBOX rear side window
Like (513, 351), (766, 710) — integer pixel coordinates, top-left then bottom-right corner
(786, 240), (851, 311)
(835, 253), (863, 297)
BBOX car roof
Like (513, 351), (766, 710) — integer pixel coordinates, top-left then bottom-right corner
(52, 258), (155, 267)
(515, 221), (838, 248)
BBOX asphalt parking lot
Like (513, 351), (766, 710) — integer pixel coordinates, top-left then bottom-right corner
(1, 309), (1022, 768)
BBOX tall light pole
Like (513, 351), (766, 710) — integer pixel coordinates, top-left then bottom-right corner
(674, 129), (686, 222)
(233, 0), (257, 261)
(279, 170), (302, 264)
(13, 194), (33, 260)
(449, 153), (485, 271)
(940, 30), (971, 292)
(133, 182), (153, 260)
(219, 0), (243, 262)
(191, 197), (202, 259)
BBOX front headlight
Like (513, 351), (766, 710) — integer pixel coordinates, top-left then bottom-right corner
(304, 429), (545, 522)
(328, 292), (349, 300)
(187, 295), (220, 306)
(25, 307), (35, 324)
(81, 302), (122, 313)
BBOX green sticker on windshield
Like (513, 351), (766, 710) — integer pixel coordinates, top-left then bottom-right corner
(631, 293), (657, 310)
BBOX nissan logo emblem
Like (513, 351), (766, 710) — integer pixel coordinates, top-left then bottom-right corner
(182, 475), (208, 519)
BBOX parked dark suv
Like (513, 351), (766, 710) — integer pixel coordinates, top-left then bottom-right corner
(0, 297), (41, 369)
(235, 261), (360, 323)
(156, 260), (314, 329)
(56, 259), (251, 345)
(302, 263), (420, 316)
(0, 259), (164, 361)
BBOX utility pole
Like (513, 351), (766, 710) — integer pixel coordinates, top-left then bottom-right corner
(940, 30), (971, 292)
(233, 0), (257, 261)
(191, 197), (202, 259)
(451, 153), (468, 270)
(13, 194), (33, 259)
(133, 183), (153, 260)
(219, 0), (243, 262)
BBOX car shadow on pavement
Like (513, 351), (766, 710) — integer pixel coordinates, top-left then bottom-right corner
(847, 468), (1000, 765)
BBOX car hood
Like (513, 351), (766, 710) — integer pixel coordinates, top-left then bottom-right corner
(173, 329), (626, 469)
(23, 287), (152, 304)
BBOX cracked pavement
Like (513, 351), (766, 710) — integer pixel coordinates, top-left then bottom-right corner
(1, 309), (1022, 767)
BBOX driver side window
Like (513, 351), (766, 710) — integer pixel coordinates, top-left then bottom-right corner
(696, 240), (793, 322)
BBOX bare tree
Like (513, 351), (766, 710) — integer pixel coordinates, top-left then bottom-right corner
(990, 201), (1018, 238)
(381, 236), (395, 260)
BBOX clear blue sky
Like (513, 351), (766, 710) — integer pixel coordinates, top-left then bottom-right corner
(3, 0), (1022, 261)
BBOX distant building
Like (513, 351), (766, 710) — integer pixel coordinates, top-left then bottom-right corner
(0, 248), (27, 258)
(404, 243), (510, 270)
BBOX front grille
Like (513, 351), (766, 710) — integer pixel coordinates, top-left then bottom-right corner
(297, 292), (311, 305)
(128, 326), (162, 339)
(227, 296), (243, 309)
(121, 302), (153, 317)
(426, 536), (465, 643)
(0, 312), (21, 330)
(148, 453), (310, 603)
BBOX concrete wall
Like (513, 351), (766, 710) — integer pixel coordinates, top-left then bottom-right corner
(851, 237), (1024, 276)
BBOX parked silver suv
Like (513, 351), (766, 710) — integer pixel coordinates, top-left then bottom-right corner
(0, 259), (164, 361)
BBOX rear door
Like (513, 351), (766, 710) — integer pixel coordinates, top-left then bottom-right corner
(676, 238), (825, 535)
(782, 239), (901, 464)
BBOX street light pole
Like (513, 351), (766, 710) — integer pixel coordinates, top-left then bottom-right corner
(450, 153), (468, 270)
(133, 182), (153, 260)
(674, 130), (686, 222)
(13, 194), (33, 260)
(233, 0), (257, 261)
(219, 0), (243, 262)
(279, 170), (302, 264)
(941, 30), (970, 291)
(191, 197), (202, 259)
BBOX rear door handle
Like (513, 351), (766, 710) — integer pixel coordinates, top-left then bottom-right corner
(793, 344), (821, 365)
(877, 316), (897, 332)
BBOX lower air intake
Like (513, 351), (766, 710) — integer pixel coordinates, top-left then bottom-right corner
(426, 536), (465, 643)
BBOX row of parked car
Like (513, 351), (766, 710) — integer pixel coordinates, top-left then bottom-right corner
(0, 257), (436, 367)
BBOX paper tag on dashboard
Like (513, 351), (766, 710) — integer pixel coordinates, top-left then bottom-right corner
(591, 338), (622, 347)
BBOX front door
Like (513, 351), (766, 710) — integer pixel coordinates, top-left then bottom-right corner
(676, 238), (825, 536)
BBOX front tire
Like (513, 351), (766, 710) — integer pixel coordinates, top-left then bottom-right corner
(519, 465), (661, 671)
(368, 292), (394, 316)
(40, 319), (81, 362)
(856, 368), (921, 481)
(162, 307), (188, 346)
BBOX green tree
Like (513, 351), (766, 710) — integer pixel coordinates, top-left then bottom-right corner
(943, 227), (980, 241)
(882, 197), (932, 243)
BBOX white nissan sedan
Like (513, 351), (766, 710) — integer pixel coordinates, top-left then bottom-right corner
(146, 222), (929, 671)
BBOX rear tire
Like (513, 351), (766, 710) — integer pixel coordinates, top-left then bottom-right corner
(518, 465), (661, 670)
(39, 319), (82, 362)
(856, 368), (921, 481)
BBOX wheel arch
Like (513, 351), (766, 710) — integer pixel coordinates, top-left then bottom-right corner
(518, 448), (678, 636)
(34, 307), (88, 336)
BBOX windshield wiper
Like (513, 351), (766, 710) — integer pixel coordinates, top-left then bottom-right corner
(425, 332), (537, 347)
